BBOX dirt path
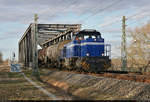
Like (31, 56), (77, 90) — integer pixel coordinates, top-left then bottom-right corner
(0, 64), (80, 100)
(21, 73), (59, 100)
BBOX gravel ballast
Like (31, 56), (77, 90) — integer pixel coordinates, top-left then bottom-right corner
(41, 70), (150, 100)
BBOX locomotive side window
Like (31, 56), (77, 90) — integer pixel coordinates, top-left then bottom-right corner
(96, 35), (101, 38)
(75, 35), (84, 40)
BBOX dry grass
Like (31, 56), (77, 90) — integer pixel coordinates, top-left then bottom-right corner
(0, 64), (52, 100)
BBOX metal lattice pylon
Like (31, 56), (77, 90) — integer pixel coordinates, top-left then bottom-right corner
(121, 16), (127, 71)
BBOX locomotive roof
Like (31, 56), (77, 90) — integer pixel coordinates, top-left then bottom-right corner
(78, 29), (101, 35)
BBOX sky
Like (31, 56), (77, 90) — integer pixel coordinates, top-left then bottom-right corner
(0, 0), (150, 60)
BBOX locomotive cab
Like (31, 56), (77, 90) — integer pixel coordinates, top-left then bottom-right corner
(74, 29), (102, 42)
(72, 29), (105, 57)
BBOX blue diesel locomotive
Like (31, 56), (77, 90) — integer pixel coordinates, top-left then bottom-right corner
(60, 29), (111, 72)
(38, 29), (111, 72)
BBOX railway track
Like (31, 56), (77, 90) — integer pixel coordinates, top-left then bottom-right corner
(40, 67), (150, 84)
(41, 66), (141, 75)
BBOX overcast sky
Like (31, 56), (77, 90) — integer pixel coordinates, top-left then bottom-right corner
(0, 0), (150, 60)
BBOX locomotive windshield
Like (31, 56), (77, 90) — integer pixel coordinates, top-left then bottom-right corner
(75, 31), (101, 40)
(83, 34), (101, 39)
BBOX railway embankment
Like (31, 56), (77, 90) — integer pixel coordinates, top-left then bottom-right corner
(40, 69), (150, 100)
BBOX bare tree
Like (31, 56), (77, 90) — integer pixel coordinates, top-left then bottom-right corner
(127, 21), (150, 72)
(111, 58), (121, 70)
(0, 52), (3, 63)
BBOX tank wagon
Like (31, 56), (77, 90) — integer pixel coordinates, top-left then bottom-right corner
(38, 29), (111, 72)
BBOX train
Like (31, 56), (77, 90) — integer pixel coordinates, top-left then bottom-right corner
(38, 29), (111, 73)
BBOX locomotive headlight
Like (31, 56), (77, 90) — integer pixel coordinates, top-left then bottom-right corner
(86, 53), (90, 56)
(102, 53), (104, 56)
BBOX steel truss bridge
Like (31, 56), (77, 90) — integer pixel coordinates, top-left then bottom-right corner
(19, 23), (81, 67)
